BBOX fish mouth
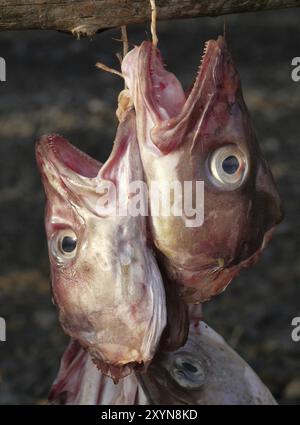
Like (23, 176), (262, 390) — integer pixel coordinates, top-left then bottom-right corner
(36, 134), (102, 180)
(139, 36), (226, 125)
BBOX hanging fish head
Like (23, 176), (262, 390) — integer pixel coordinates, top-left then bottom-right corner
(122, 36), (283, 303)
(36, 110), (167, 381)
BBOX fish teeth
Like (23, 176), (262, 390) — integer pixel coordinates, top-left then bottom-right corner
(190, 41), (210, 90)
(198, 40), (210, 72)
(200, 41), (209, 63)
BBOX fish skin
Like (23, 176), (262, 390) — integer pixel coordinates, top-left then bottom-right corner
(36, 108), (167, 381)
(122, 36), (283, 303)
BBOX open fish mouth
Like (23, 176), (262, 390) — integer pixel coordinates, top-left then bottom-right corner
(36, 134), (102, 180)
(137, 37), (225, 125)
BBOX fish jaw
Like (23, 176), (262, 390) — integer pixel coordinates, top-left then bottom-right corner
(36, 111), (167, 380)
(123, 41), (186, 123)
(122, 37), (231, 153)
(122, 36), (283, 303)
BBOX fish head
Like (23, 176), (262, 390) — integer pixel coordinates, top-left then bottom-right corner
(122, 37), (283, 302)
(36, 111), (167, 380)
(139, 321), (276, 405)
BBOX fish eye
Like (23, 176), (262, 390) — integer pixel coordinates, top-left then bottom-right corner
(170, 353), (205, 389)
(50, 230), (78, 263)
(208, 145), (249, 190)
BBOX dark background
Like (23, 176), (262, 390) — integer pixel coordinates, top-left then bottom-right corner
(0, 8), (299, 404)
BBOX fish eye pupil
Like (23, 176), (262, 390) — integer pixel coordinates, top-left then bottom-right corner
(222, 155), (239, 174)
(61, 236), (77, 253)
(182, 362), (198, 373)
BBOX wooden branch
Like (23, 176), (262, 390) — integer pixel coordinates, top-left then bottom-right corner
(0, 1), (299, 36)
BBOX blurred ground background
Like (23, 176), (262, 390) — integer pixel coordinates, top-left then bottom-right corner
(0, 8), (299, 405)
